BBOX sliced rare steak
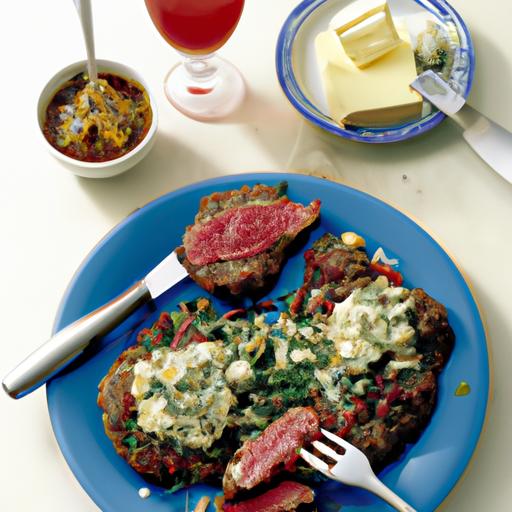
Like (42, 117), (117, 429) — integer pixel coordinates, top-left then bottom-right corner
(223, 407), (320, 499)
(223, 481), (315, 512)
(176, 183), (320, 295)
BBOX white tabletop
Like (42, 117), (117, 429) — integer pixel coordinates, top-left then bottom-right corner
(1, 1), (510, 511)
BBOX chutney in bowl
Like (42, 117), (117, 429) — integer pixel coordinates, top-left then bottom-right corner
(37, 60), (158, 178)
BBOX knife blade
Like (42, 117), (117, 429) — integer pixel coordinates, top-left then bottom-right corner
(410, 70), (512, 184)
(2, 250), (188, 399)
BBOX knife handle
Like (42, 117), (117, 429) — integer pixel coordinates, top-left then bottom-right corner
(452, 105), (512, 184)
(2, 280), (151, 399)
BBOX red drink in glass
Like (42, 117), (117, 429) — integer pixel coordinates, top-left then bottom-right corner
(144, 0), (246, 120)
(145, 0), (245, 54)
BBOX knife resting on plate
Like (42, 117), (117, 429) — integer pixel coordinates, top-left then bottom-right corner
(2, 250), (188, 399)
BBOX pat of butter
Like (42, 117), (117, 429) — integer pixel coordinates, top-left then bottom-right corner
(333, 0), (401, 68)
(315, 18), (422, 128)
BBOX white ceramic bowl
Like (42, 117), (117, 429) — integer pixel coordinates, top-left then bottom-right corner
(37, 59), (158, 179)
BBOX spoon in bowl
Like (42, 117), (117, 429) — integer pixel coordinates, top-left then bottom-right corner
(73, 0), (97, 81)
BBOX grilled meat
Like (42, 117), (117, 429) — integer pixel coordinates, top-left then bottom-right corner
(177, 183), (320, 296)
(223, 407), (319, 499)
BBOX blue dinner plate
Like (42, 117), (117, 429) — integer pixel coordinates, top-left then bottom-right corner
(47, 173), (489, 512)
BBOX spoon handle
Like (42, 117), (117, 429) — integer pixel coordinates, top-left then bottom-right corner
(74, 0), (97, 81)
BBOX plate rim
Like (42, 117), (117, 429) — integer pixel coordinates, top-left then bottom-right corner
(47, 171), (491, 511)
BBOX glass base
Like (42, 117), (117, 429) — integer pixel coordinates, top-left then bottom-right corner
(164, 56), (245, 121)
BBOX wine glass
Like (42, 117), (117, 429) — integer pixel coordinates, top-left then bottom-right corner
(145, 0), (245, 120)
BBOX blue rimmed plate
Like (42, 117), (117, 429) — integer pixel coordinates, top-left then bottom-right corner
(276, 0), (474, 143)
(47, 173), (489, 511)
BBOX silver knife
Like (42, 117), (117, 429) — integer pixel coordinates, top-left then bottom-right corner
(411, 70), (512, 184)
(2, 250), (188, 399)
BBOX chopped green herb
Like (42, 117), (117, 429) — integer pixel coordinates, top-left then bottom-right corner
(125, 419), (138, 431)
(122, 435), (138, 450)
(174, 379), (190, 393)
(170, 311), (188, 330)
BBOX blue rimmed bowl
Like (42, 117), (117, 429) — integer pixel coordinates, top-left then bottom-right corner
(276, 0), (475, 143)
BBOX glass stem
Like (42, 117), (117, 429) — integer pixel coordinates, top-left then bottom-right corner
(183, 54), (218, 90)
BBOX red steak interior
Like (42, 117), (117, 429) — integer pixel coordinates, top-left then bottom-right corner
(223, 407), (320, 499)
(223, 481), (315, 512)
(184, 199), (321, 266)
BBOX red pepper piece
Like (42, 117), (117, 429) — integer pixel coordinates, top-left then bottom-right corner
(151, 332), (163, 347)
(170, 316), (194, 350)
(322, 300), (335, 316)
(376, 400), (390, 418)
(375, 374), (385, 391)
(256, 299), (277, 312)
(155, 312), (173, 331)
(121, 392), (135, 421)
(189, 331), (208, 344)
(222, 308), (246, 320)
(136, 327), (153, 345)
(289, 287), (307, 316)
(386, 383), (403, 404)
(322, 413), (338, 428)
(370, 262), (403, 286)
(337, 411), (356, 438)
(351, 396), (367, 414)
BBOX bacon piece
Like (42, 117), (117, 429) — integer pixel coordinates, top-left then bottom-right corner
(223, 481), (314, 512)
(223, 407), (319, 499)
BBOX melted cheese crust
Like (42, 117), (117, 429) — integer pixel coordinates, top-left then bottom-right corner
(129, 278), (420, 447)
(326, 277), (416, 373)
(132, 342), (235, 450)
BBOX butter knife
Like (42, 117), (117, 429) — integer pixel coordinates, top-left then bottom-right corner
(2, 250), (188, 399)
(411, 70), (512, 184)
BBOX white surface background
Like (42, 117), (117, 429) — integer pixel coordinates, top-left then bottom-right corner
(0, 0), (511, 510)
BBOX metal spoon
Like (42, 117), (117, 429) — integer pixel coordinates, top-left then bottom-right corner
(73, 0), (97, 81)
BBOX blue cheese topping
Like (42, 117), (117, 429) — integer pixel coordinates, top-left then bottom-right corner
(314, 367), (342, 402)
(225, 360), (255, 392)
(325, 276), (417, 375)
(131, 342), (235, 450)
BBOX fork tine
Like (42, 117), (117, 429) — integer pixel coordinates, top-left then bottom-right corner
(320, 428), (353, 450)
(185, 489), (189, 512)
(312, 440), (343, 462)
(299, 447), (331, 475)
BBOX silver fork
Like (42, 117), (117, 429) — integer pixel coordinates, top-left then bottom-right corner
(300, 429), (417, 512)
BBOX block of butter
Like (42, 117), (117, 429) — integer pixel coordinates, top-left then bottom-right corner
(333, 0), (402, 68)
(315, 3), (422, 128)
